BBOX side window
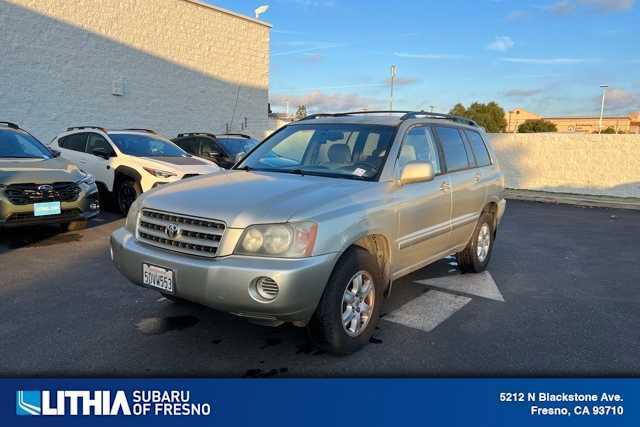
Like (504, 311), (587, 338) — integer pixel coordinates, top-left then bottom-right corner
(434, 127), (470, 172)
(86, 133), (113, 157)
(464, 130), (492, 167)
(59, 133), (87, 152)
(271, 129), (313, 163)
(397, 127), (441, 174)
(177, 138), (200, 155)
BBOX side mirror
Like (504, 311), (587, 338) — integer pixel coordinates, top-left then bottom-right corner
(400, 161), (434, 185)
(204, 150), (222, 159)
(50, 149), (61, 158)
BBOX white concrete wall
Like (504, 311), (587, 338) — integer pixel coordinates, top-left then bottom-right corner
(0, 0), (270, 141)
(489, 133), (640, 198)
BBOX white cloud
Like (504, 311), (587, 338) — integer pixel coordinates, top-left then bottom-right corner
(547, 0), (577, 14)
(578, 0), (635, 11)
(500, 57), (600, 64)
(486, 36), (515, 52)
(504, 88), (545, 97)
(602, 88), (638, 109)
(270, 90), (383, 112)
(393, 52), (465, 59)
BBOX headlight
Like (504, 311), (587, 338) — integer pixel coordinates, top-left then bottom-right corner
(143, 167), (176, 178)
(76, 170), (95, 185)
(234, 222), (317, 258)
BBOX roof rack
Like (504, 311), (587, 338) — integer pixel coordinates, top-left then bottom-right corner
(66, 126), (107, 132)
(176, 132), (217, 139)
(299, 110), (479, 127)
(219, 133), (253, 139)
(0, 121), (20, 129)
(119, 128), (158, 134)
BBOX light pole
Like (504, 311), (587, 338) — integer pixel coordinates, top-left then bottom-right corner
(389, 65), (397, 110)
(599, 84), (608, 134)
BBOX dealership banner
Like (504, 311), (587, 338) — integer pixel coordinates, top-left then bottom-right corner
(2, 379), (637, 426)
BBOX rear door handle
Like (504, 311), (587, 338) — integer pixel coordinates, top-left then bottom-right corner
(440, 182), (450, 192)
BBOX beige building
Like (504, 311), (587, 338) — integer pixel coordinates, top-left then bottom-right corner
(506, 108), (640, 134)
(0, 0), (271, 140)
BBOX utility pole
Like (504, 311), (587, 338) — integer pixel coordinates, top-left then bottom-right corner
(389, 65), (397, 110)
(599, 84), (608, 134)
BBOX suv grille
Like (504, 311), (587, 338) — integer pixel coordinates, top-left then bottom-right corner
(5, 182), (81, 205)
(136, 209), (225, 257)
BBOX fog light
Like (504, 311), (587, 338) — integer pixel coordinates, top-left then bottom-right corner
(89, 200), (100, 210)
(255, 277), (279, 301)
(109, 246), (114, 261)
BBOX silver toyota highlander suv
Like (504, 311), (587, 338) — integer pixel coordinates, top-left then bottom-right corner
(111, 111), (506, 354)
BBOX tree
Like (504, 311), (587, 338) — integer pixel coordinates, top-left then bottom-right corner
(448, 102), (507, 133)
(294, 105), (308, 120)
(601, 126), (616, 134)
(517, 119), (558, 133)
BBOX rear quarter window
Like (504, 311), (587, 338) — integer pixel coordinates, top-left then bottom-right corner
(59, 133), (87, 152)
(464, 130), (492, 167)
(433, 126), (470, 172)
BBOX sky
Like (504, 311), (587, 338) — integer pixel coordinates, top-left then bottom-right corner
(209, 0), (639, 117)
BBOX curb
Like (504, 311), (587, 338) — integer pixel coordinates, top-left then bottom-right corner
(504, 189), (640, 211)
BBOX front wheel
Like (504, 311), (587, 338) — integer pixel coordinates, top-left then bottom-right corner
(456, 211), (495, 273)
(307, 247), (383, 355)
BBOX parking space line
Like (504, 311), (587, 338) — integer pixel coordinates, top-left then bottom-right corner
(416, 271), (504, 302)
(384, 290), (472, 332)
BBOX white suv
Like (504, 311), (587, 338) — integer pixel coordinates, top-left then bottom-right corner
(50, 127), (220, 213)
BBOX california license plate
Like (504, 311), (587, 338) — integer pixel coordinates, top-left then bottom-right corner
(34, 201), (61, 216)
(142, 263), (174, 293)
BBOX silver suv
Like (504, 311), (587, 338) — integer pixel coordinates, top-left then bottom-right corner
(111, 111), (506, 354)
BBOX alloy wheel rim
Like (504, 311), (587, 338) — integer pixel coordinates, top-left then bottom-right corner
(341, 270), (375, 337)
(476, 223), (491, 263)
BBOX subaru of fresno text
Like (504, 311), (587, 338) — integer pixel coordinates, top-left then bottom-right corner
(0, 122), (99, 229)
(50, 127), (220, 213)
(111, 111), (506, 354)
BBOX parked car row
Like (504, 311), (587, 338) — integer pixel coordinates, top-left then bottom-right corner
(0, 123), (261, 230)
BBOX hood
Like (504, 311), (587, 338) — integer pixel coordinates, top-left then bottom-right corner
(140, 170), (375, 228)
(0, 157), (83, 184)
(139, 156), (220, 175)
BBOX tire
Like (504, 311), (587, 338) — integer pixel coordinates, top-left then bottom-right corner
(116, 179), (141, 215)
(456, 211), (495, 273)
(307, 247), (383, 355)
(61, 220), (88, 232)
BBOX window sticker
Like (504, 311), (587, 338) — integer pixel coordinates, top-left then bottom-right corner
(353, 168), (366, 177)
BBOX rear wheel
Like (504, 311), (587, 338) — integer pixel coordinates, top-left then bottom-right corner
(456, 211), (494, 273)
(116, 179), (141, 214)
(307, 247), (383, 354)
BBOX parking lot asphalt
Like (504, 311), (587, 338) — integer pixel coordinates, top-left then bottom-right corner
(1, 200), (639, 377)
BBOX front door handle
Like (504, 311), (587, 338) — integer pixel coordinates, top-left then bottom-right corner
(440, 182), (450, 192)
(473, 173), (481, 183)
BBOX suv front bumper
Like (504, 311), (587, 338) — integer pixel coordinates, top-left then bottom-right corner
(110, 227), (337, 324)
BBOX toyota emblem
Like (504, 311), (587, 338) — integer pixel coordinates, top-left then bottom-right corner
(37, 184), (53, 192)
(165, 223), (179, 239)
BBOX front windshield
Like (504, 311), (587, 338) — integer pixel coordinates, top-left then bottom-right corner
(0, 129), (52, 159)
(236, 124), (396, 180)
(216, 137), (258, 157)
(108, 133), (187, 157)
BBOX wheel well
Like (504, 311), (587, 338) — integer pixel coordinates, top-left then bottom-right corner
(352, 234), (391, 289)
(113, 166), (141, 190)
